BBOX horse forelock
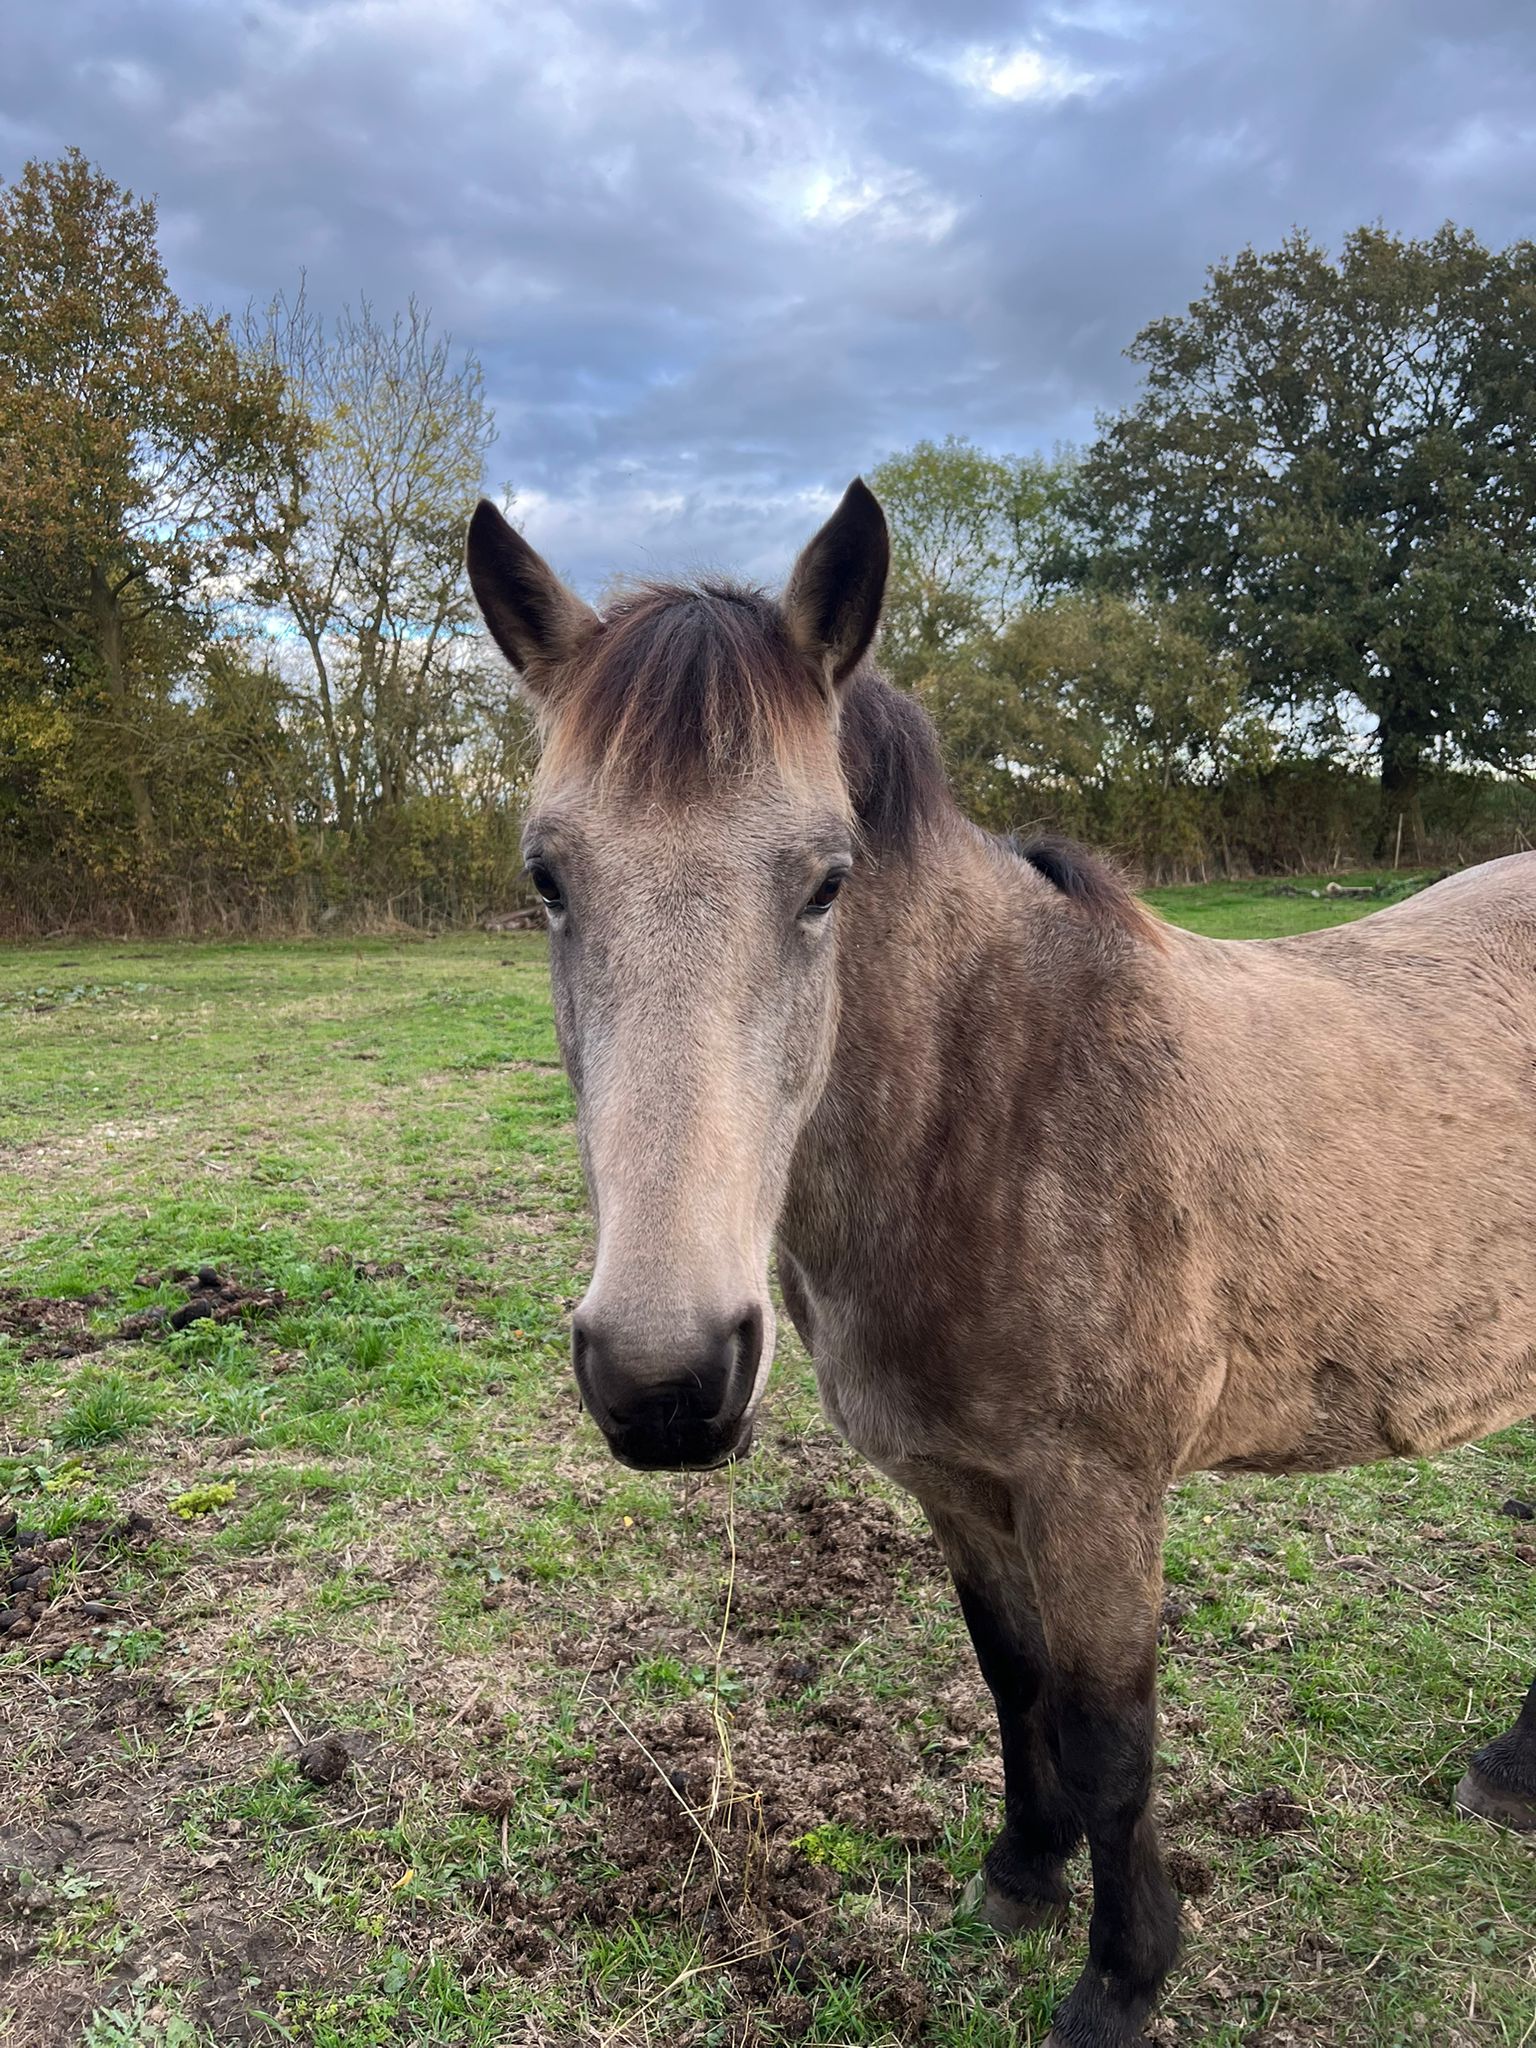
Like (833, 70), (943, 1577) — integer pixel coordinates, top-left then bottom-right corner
(539, 580), (829, 790)
(537, 578), (951, 860)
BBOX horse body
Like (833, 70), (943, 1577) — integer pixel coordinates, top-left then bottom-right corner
(1173, 857), (1536, 1472)
(784, 837), (1536, 1495)
(466, 479), (1536, 2047)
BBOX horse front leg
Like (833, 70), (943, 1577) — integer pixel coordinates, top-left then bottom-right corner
(1021, 1478), (1180, 2048)
(930, 1509), (1084, 1931)
(1457, 1673), (1536, 1833)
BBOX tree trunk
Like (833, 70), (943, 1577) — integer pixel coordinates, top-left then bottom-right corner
(1375, 706), (1424, 861)
(299, 622), (353, 834)
(89, 565), (155, 850)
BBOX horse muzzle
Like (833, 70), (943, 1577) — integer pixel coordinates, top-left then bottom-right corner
(571, 1299), (765, 1471)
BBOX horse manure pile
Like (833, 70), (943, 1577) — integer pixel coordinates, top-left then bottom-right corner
(465, 1689), (944, 2033)
(1223, 1787), (1310, 1838)
(0, 1508), (155, 1658)
(723, 1475), (941, 1645)
(0, 1267), (283, 1362)
(1167, 1782), (1311, 1840)
(0, 1513), (64, 1643)
(294, 1731), (355, 1787)
(118, 1266), (285, 1338)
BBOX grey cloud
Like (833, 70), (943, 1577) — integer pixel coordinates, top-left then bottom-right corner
(3, 0), (1534, 591)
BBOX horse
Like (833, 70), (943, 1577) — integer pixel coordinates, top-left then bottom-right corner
(465, 480), (1536, 2046)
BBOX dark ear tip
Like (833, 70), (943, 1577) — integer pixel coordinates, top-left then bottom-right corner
(468, 496), (509, 540)
(467, 498), (533, 580)
(841, 476), (886, 529)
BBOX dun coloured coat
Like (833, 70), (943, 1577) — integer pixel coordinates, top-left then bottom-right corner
(467, 480), (1536, 2047)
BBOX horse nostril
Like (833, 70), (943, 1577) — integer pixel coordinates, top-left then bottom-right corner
(730, 1307), (763, 1383)
(570, 1318), (592, 1388)
(571, 1301), (767, 1469)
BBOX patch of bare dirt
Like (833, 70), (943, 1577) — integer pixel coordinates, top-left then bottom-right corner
(0, 1290), (110, 1359)
(460, 1679), (956, 2036)
(0, 1511), (322, 2041)
(0, 1518), (378, 2045)
(0, 1114), (183, 1169)
(0, 1669), (346, 2048)
(464, 1680), (949, 2034)
(0, 1270), (284, 1362)
(447, 1462), (976, 2038)
(724, 1468), (942, 1648)
(0, 1509), (155, 1657)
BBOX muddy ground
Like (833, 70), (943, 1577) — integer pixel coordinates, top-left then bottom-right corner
(0, 1408), (1367, 2048)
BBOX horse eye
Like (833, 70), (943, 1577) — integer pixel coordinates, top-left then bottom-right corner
(803, 868), (849, 917)
(527, 861), (564, 911)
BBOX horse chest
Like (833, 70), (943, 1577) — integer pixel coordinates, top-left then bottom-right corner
(812, 1336), (908, 1460)
(794, 1283), (945, 1476)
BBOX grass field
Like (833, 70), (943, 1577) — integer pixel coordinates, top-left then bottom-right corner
(1, 872), (1532, 2048)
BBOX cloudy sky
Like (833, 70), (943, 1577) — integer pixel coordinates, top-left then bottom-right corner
(3, 1), (1535, 591)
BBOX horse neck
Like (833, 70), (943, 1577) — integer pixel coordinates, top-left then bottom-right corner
(782, 813), (1083, 1266)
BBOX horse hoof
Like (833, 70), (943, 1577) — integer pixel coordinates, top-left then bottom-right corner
(977, 1883), (1068, 1935)
(1455, 1766), (1536, 1835)
(957, 1870), (1068, 1934)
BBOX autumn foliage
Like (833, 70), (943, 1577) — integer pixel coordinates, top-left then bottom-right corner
(2, 157), (1534, 929)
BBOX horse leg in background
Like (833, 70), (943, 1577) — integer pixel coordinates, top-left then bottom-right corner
(1022, 1483), (1181, 2048)
(1457, 1674), (1536, 1833)
(945, 1559), (1083, 1930)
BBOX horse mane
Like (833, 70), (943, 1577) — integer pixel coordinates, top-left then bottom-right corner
(1014, 833), (1162, 944)
(839, 661), (950, 860)
(547, 577), (949, 859)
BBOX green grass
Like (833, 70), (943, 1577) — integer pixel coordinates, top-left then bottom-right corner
(1, 883), (1532, 2047)
(1144, 867), (1443, 938)
(55, 1370), (157, 1447)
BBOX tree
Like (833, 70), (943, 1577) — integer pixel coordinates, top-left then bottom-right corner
(917, 593), (1267, 864)
(867, 437), (1267, 867)
(1066, 225), (1536, 837)
(869, 437), (1071, 687)
(0, 150), (304, 853)
(247, 289), (500, 834)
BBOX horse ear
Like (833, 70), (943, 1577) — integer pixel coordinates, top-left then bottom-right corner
(466, 498), (598, 685)
(782, 478), (890, 688)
